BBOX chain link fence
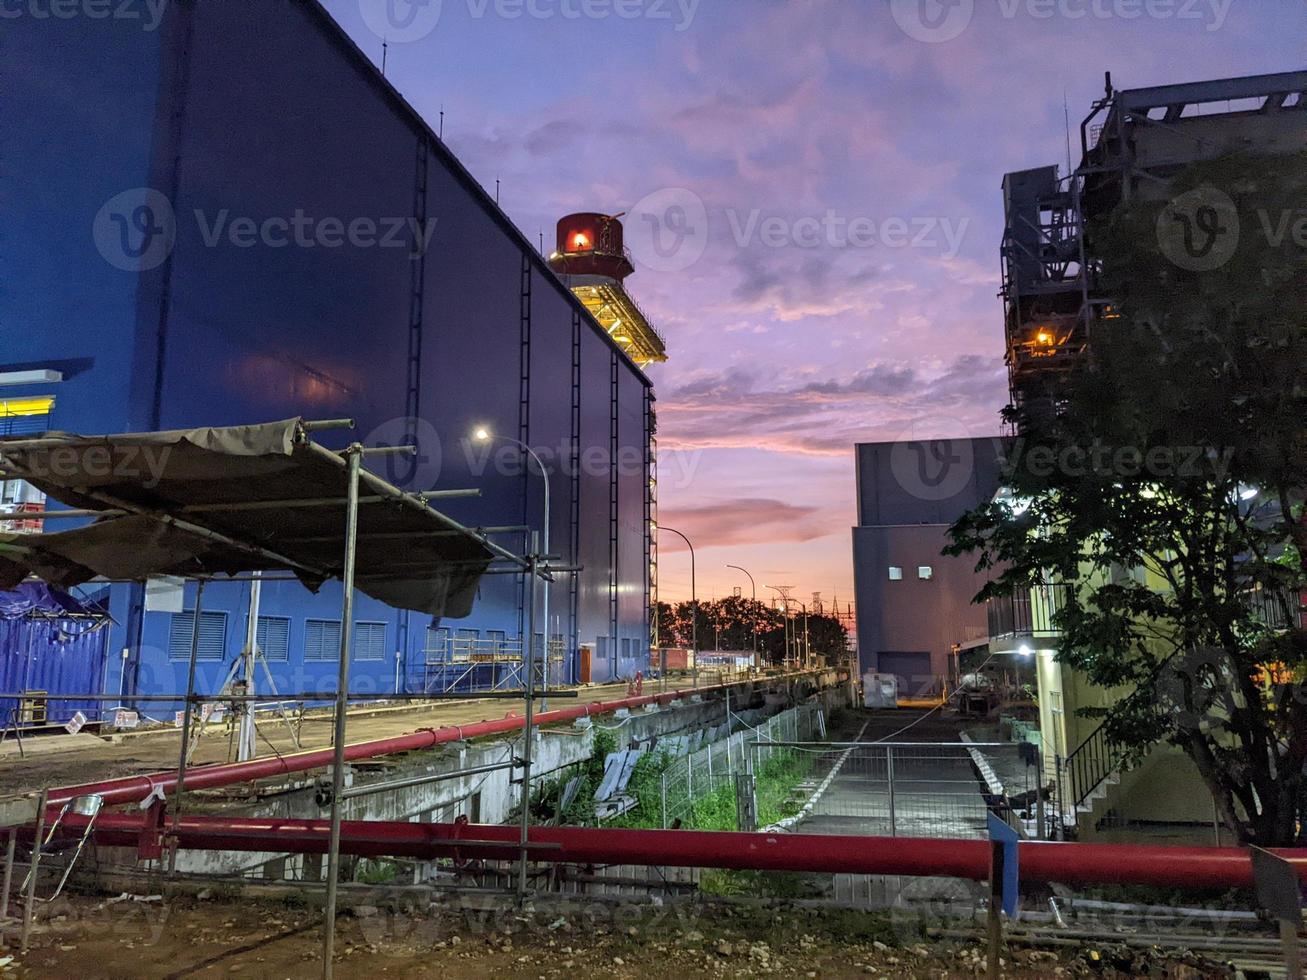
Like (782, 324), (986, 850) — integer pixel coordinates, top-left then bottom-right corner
(657, 703), (825, 829)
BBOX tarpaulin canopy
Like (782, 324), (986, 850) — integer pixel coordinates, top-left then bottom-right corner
(0, 419), (497, 617)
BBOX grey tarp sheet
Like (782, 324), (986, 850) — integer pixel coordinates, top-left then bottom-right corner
(0, 419), (494, 617)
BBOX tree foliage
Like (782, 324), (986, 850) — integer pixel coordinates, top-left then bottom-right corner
(654, 596), (849, 665)
(948, 152), (1307, 844)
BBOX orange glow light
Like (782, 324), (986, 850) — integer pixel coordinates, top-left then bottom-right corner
(572, 233), (590, 250)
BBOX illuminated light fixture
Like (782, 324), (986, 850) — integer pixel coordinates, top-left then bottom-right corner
(572, 232), (590, 250)
(1239, 486), (1259, 501)
(1035, 330), (1054, 346)
(1018, 644), (1033, 657)
(472, 426), (491, 442)
(0, 369), (62, 387)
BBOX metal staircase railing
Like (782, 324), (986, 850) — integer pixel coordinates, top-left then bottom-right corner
(1055, 719), (1124, 834)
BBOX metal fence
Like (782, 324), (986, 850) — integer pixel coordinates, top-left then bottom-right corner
(750, 740), (1043, 840)
(657, 703), (824, 829)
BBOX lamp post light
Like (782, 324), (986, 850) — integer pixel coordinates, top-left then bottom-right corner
(766, 585), (790, 668)
(660, 526), (696, 687)
(726, 564), (758, 672)
(473, 426), (552, 902)
(473, 426), (552, 695)
(793, 599), (810, 668)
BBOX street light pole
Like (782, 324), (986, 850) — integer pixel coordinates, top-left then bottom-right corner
(474, 428), (551, 698)
(726, 564), (757, 672)
(661, 526), (696, 687)
(766, 586), (789, 668)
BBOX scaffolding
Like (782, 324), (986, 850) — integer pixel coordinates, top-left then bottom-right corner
(0, 416), (570, 978)
(1000, 70), (1307, 415)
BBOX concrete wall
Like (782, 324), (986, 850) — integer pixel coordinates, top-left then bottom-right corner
(169, 681), (852, 877)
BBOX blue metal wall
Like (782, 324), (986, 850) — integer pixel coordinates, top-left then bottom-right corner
(0, 618), (111, 727)
(3, 0), (651, 712)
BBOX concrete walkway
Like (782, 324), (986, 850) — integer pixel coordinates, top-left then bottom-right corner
(0, 681), (644, 802)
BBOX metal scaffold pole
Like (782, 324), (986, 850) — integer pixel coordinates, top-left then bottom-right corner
(169, 578), (207, 875)
(518, 534), (539, 901)
(322, 445), (363, 979)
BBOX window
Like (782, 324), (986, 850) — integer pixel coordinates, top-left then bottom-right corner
(888, 566), (903, 581)
(168, 611), (228, 662)
(255, 615), (290, 662)
(354, 621), (387, 661)
(918, 566), (934, 581)
(0, 396), (53, 437)
(304, 619), (342, 661)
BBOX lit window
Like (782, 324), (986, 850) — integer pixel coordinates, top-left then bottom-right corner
(888, 567), (903, 581)
(918, 566), (934, 581)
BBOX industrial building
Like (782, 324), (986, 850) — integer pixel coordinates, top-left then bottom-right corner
(1001, 70), (1307, 413)
(850, 437), (1006, 696)
(995, 71), (1307, 835)
(1, 0), (659, 717)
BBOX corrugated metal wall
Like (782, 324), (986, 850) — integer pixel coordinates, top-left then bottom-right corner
(6, 0), (651, 710)
(0, 618), (111, 727)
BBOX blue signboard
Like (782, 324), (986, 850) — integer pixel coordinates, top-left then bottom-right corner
(987, 812), (1020, 918)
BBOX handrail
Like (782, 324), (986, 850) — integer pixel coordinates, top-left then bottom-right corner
(1061, 718), (1122, 812)
(987, 581), (1071, 639)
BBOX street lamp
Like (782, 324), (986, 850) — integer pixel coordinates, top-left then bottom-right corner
(725, 564), (758, 672)
(660, 526), (697, 688)
(792, 599), (810, 668)
(765, 585), (790, 668)
(472, 427), (551, 691)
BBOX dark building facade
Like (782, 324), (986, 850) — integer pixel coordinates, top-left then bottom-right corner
(2, 1), (652, 707)
(851, 437), (1006, 695)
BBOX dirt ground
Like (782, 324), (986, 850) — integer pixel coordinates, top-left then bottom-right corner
(0, 892), (1232, 979)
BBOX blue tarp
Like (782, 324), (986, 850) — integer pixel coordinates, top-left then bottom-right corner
(0, 583), (111, 726)
(0, 582), (105, 620)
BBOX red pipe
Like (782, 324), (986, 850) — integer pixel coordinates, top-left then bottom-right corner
(69, 813), (1307, 890)
(47, 671), (833, 808)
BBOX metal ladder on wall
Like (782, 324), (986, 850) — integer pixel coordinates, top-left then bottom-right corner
(607, 350), (619, 674)
(404, 136), (429, 460)
(568, 310), (582, 679)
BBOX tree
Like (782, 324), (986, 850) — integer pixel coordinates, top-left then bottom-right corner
(948, 152), (1307, 845)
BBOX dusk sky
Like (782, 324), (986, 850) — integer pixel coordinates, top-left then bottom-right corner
(325, 0), (1302, 608)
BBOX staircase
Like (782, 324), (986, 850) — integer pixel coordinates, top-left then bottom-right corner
(1054, 721), (1125, 838)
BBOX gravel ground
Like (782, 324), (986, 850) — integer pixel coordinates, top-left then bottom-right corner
(0, 892), (1235, 979)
